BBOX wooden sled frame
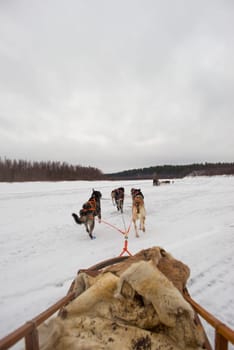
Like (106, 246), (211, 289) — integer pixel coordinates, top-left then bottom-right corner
(0, 256), (233, 350)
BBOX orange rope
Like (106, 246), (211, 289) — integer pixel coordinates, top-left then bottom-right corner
(119, 235), (132, 256)
(97, 218), (133, 256)
(100, 218), (132, 235)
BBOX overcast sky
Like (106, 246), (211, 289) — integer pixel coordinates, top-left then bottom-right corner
(0, 0), (233, 173)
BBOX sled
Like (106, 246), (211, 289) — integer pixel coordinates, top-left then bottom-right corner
(0, 255), (233, 350)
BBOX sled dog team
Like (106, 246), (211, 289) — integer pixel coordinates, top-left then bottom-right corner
(72, 187), (146, 239)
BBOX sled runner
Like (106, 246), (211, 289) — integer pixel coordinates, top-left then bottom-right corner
(0, 248), (234, 350)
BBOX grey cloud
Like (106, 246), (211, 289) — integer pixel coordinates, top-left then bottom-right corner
(0, 0), (233, 173)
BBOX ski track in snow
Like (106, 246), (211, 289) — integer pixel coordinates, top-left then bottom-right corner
(0, 177), (234, 349)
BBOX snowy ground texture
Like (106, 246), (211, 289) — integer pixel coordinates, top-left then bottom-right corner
(0, 176), (234, 349)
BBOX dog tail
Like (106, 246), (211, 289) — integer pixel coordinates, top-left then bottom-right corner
(72, 213), (82, 225)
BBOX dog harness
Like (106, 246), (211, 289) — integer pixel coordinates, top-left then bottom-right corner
(80, 198), (97, 216)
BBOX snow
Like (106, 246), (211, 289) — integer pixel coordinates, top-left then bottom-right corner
(0, 176), (234, 349)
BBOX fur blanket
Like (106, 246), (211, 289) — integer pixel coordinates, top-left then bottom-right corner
(38, 247), (205, 350)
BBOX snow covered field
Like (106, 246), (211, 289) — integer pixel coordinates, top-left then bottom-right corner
(0, 176), (234, 349)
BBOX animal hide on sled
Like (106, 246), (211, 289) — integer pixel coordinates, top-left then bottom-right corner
(38, 247), (206, 350)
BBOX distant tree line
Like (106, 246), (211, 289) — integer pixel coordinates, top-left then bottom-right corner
(0, 157), (104, 182)
(106, 162), (234, 180)
(1, 158), (234, 182)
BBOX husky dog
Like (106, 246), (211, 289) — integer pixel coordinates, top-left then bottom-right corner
(72, 189), (102, 239)
(131, 188), (146, 238)
(111, 187), (125, 213)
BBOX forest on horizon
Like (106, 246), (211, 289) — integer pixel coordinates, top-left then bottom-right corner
(0, 157), (234, 182)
